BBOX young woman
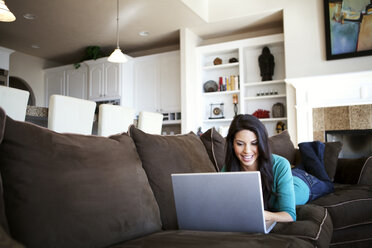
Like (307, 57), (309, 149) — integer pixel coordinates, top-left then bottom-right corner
(222, 114), (333, 222)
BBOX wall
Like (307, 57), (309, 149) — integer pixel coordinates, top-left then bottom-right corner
(9, 51), (60, 107)
(208, 0), (372, 78)
(0, 46), (14, 70)
(181, 0), (372, 142)
(180, 28), (203, 134)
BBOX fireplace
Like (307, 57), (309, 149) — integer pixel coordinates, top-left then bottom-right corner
(312, 104), (372, 159)
(325, 129), (372, 159)
(287, 70), (372, 145)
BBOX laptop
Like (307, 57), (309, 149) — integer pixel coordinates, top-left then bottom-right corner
(171, 171), (276, 234)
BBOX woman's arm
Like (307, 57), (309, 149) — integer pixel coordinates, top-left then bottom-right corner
(264, 210), (294, 222)
(271, 155), (297, 221)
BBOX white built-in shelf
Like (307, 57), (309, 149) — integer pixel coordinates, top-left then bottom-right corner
(202, 62), (239, 71)
(259, 117), (287, 122)
(244, 79), (285, 87)
(163, 120), (181, 125)
(244, 94), (286, 100)
(203, 90), (240, 96)
(203, 118), (234, 123)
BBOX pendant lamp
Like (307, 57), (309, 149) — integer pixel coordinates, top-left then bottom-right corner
(0, 0), (16, 22)
(108, 0), (128, 63)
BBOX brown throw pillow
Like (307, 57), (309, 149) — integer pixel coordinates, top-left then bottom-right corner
(0, 107), (5, 144)
(324, 142), (343, 181)
(0, 109), (162, 248)
(268, 130), (296, 164)
(334, 157), (366, 184)
(0, 224), (25, 248)
(129, 125), (216, 230)
(200, 128), (226, 171)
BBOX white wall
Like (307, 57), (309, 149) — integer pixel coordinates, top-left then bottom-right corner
(0, 46), (14, 70)
(9, 51), (60, 107)
(205, 0), (372, 78)
(181, 0), (372, 141)
(180, 28), (203, 134)
(283, 0), (372, 78)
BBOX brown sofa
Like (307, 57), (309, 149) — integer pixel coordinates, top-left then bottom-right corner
(201, 128), (372, 248)
(0, 108), (333, 248)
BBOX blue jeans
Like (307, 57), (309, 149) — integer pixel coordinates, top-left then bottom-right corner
(292, 168), (334, 202)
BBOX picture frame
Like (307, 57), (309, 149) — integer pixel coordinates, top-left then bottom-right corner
(324, 0), (372, 60)
(209, 103), (225, 119)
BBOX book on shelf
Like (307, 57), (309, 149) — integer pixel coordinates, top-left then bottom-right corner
(218, 75), (239, 92)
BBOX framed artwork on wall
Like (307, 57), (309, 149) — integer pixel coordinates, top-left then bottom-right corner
(324, 0), (372, 60)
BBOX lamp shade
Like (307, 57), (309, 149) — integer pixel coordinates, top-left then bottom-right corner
(108, 48), (128, 63)
(0, 0), (16, 22)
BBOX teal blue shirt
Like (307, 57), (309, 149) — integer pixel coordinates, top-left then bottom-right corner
(270, 154), (309, 221)
(221, 154), (309, 221)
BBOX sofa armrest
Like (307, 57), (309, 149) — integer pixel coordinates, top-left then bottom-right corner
(358, 156), (372, 185)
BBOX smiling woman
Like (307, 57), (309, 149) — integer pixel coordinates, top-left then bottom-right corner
(222, 114), (335, 223)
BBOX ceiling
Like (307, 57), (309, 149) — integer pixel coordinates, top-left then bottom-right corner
(0, 0), (283, 65)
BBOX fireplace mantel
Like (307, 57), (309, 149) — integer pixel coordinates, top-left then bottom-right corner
(287, 70), (372, 144)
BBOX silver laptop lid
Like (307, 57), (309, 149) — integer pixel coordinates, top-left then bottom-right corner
(171, 172), (276, 233)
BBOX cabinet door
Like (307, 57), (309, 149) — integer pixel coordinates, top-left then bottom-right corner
(88, 64), (104, 100)
(104, 62), (120, 99)
(45, 70), (65, 106)
(134, 58), (158, 112)
(65, 66), (88, 99)
(158, 52), (180, 112)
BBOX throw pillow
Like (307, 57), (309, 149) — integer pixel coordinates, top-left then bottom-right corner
(0, 109), (23, 248)
(200, 127), (226, 171)
(268, 130), (296, 165)
(334, 157), (366, 184)
(129, 125), (216, 230)
(0, 108), (162, 248)
(324, 142), (343, 181)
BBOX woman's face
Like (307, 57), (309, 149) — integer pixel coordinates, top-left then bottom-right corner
(233, 129), (259, 171)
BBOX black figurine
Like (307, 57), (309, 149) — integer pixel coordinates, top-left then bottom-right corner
(258, 46), (275, 81)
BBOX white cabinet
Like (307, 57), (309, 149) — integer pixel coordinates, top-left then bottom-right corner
(159, 52), (180, 112)
(44, 65), (88, 106)
(86, 58), (121, 101)
(196, 34), (287, 137)
(65, 67), (88, 99)
(134, 51), (180, 113)
(134, 57), (158, 112)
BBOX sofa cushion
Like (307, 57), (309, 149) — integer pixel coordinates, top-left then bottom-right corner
(334, 157), (366, 184)
(359, 156), (372, 185)
(129, 126), (216, 230)
(272, 204), (333, 248)
(199, 127), (225, 171)
(0, 225), (24, 248)
(331, 223), (372, 247)
(324, 142), (343, 181)
(311, 184), (372, 231)
(268, 130), (296, 165)
(0, 108), (9, 234)
(110, 230), (313, 248)
(0, 110), (162, 248)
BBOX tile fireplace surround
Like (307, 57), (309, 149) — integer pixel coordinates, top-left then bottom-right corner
(288, 70), (372, 144)
(312, 104), (372, 142)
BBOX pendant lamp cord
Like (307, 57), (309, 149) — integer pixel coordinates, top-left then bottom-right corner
(116, 0), (120, 49)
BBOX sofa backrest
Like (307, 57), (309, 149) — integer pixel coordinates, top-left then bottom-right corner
(0, 107), (162, 248)
(128, 125), (216, 230)
(201, 129), (344, 182)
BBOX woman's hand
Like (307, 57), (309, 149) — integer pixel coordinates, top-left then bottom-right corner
(264, 210), (294, 222)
